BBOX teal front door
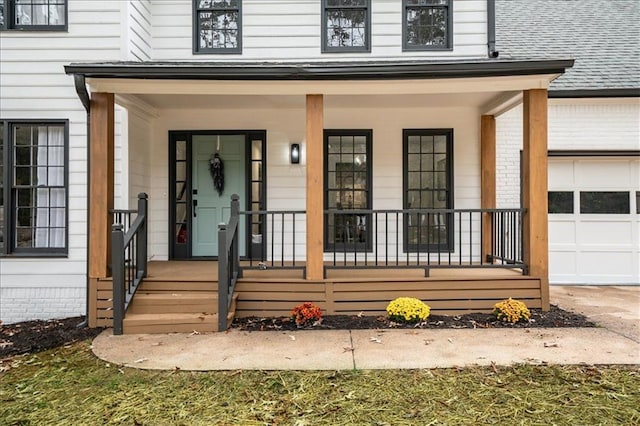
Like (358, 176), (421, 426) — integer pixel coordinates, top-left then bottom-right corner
(191, 134), (246, 257)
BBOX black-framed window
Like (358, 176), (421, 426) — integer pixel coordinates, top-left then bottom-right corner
(548, 191), (574, 214)
(580, 191), (630, 214)
(0, 120), (68, 255)
(0, 0), (67, 31)
(324, 130), (372, 251)
(193, 0), (241, 54)
(322, 0), (371, 53)
(403, 129), (453, 251)
(402, 0), (452, 51)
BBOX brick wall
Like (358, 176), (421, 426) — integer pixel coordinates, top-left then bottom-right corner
(496, 100), (640, 207)
(0, 287), (85, 324)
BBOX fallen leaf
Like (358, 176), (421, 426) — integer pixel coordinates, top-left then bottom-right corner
(190, 330), (201, 336)
(544, 342), (559, 348)
(357, 311), (365, 318)
(289, 335), (296, 341)
(134, 358), (147, 363)
(343, 346), (354, 353)
(447, 338), (454, 343)
(370, 337), (382, 344)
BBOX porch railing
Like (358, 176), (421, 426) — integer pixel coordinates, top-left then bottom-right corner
(324, 208), (526, 276)
(238, 209), (306, 273)
(218, 195), (241, 331)
(111, 193), (148, 335)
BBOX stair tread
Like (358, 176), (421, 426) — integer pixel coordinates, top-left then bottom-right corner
(135, 292), (218, 299)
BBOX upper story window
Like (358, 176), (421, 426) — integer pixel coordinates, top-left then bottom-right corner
(402, 0), (452, 51)
(0, 120), (68, 256)
(0, 0), (67, 31)
(322, 0), (371, 53)
(194, 0), (241, 54)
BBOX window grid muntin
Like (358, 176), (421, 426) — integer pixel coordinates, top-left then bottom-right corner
(324, 130), (372, 250)
(322, 0), (371, 52)
(2, 0), (68, 30)
(194, 0), (242, 54)
(403, 129), (453, 251)
(1, 121), (68, 255)
(402, 0), (452, 51)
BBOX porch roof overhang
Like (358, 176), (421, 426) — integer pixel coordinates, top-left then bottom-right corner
(65, 58), (573, 81)
(66, 58), (573, 115)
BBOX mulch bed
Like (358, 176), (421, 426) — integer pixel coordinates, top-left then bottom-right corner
(0, 317), (103, 359)
(0, 305), (594, 358)
(232, 305), (596, 332)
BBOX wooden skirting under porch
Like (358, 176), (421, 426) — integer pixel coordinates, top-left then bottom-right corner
(93, 261), (542, 333)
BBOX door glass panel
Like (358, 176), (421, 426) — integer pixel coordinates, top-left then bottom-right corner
(325, 131), (371, 250)
(404, 129), (453, 251)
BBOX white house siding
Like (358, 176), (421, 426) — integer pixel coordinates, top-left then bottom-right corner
(141, 101), (481, 263)
(127, 0), (153, 61)
(0, 1), (125, 323)
(496, 99), (640, 284)
(151, 0), (487, 61)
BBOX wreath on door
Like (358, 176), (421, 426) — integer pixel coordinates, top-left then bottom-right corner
(210, 152), (224, 196)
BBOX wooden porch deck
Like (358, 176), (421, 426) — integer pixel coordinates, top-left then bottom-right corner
(95, 261), (541, 333)
(145, 260), (526, 281)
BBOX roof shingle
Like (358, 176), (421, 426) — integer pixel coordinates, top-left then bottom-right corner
(496, 0), (640, 91)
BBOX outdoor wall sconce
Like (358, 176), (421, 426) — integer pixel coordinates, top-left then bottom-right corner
(290, 143), (300, 164)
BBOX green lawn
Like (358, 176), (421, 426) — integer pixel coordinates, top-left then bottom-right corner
(1, 342), (638, 425)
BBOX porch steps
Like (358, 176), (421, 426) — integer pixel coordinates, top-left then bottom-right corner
(123, 280), (238, 334)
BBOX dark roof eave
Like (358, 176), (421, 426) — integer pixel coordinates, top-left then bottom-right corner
(64, 59), (574, 81)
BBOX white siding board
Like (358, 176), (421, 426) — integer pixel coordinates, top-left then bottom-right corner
(151, 0), (486, 60)
(0, 1), (125, 324)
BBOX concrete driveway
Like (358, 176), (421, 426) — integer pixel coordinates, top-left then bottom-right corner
(550, 285), (640, 343)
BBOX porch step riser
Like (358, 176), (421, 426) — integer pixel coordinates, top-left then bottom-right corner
(138, 281), (218, 292)
(123, 293), (238, 334)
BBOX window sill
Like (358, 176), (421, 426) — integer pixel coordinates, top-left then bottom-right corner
(0, 252), (69, 259)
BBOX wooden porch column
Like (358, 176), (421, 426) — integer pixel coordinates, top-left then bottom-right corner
(89, 92), (115, 279)
(522, 89), (550, 310)
(306, 94), (324, 280)
(481, 115), (496, 263)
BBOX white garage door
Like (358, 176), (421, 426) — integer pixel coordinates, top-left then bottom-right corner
(548, 158), (639, 284)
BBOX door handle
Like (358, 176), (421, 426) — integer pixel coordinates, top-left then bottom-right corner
(193, 199), (198, 217)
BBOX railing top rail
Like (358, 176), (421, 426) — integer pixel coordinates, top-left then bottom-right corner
(325, 208), (526, 214)
(110, 208), (138, 214)
(236, 208), (524, 215)
(238, 210), (306, 215)
(122, 215), (145, 246)
(220, 215), (240, 252)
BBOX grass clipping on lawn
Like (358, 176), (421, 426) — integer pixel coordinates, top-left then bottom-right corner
(1, 342), (638, 425)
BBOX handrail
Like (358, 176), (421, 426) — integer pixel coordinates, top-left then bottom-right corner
(218, 194), (240, 331)
(112, 193), (148, 335)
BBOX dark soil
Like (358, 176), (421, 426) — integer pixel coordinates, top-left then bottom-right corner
(232, 305), (596, 332)
(0, 316), (103, 358)
(0, 306), (595, 358)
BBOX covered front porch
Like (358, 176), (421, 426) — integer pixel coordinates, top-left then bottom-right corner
(65, 59), (573, 333)
(93, 260), (540, 334)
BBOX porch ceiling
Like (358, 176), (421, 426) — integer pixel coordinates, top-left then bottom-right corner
(130, 92), (513, 111)
(70, 59), (573, 116)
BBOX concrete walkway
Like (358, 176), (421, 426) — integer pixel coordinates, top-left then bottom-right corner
(92, 286), (640, 370)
